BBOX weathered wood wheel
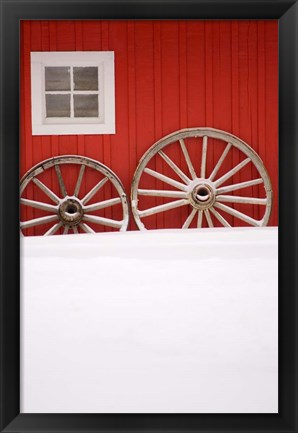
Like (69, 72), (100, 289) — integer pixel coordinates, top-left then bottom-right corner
(20, 155), (129, 235)
(131, 128), (273, 229)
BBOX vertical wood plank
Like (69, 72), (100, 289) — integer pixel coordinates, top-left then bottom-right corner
(134, 21), (155, 230)
(126, 21), (137, 230)
(231, 20), (240, 226)
(161, 21), (180, 228)
(237, 21), (252, 225)
(75, 8), (86, 194)
(20, 21), (34, 234)
(265, 21), (278, 226)
(178, 21), (188, 226)
(153, 21), (163, 229)
(247, 21), (259, 221)
(257, 20), (266, 220)
(109, 20), (129, 212)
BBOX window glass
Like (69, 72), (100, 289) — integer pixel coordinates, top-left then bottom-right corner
(45, 67), (70, 91)
(74, 94), (99, 117)
(73, 67), (98, 91)
(46, 94), (71, 117)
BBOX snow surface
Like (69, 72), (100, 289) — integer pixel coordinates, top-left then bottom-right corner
(21, 227), (278, 413)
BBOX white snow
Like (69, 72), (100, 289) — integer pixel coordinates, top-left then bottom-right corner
(20, 227), (278, 413)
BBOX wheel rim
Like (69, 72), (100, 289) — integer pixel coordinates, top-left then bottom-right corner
(131, 128), (273, 230)
(20, 155), (129, 235)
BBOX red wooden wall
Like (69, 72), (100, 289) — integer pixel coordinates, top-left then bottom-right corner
(20, 20), (278, 233)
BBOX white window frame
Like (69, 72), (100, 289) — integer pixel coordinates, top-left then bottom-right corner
(31, 51), (115, 135)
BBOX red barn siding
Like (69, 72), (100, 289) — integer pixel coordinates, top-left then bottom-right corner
(20, 20), (278, 233)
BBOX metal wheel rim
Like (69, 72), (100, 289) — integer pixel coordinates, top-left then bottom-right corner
(20, 155), (129, 235)
(131, 127), (273, 230)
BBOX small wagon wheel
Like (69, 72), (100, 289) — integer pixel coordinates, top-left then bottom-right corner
(131, 128), (273, 230)
(20, 155), (129, 235)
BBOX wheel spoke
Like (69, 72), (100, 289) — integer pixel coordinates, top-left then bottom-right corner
(20, 214), (58, 230)
(200, 135), (208, 178)
(144, 168), (187, 191)
(204, 209), (214, 228)
(74, 165), (86, 197)
(83, 197), (122, 212)
(214, 202), (261, 226)
(138, 199), (189, 218)
(32, 178), (60, 204)
(197, 210), (203, 228)
(214, 157), (251, 187)
(209, 207), (231, 227)
(179, 139), (197, 180)
(208, 142), (232, 181)
(83, 214), (123, 229)
(182, 208), (197, 229)
(55, 164), (67, 197)
(44, 222), (63, 236)
(138, 189), (187, 198)
(63, 226), (69, 234)
(81, 177), (108, 205)
(20, 198), (58, 213)
(158, 151), (191, 184)
(79, 223), (95, 233)
(216, 195), (267, 205)
(73, 226), (79, 234)
(216, 178), (263, 194)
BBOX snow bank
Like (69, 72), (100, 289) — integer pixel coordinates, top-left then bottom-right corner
(21, 227), (278, 413)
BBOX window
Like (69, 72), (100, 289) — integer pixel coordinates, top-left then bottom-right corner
(31, 52), (115, 135)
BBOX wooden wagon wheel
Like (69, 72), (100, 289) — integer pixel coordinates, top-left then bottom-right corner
(20, 155), (129, 235)
(131, 128), (273, 230)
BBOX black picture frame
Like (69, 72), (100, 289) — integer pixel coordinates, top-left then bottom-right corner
(0, 0), (297, 432)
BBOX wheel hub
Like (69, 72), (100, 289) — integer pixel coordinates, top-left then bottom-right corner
(58, 197), (83, 226)
(188, 180), (215, 209)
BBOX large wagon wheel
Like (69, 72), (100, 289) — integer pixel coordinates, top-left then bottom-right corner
(131, 128), (272, 230)
(20, 155), (129, 235)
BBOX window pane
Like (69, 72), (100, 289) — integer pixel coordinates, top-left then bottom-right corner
(73, 67), (98, 91)
(45, 67), (71, 91)
(74, 94), (99, 117)
(46, 94), (71, 117)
